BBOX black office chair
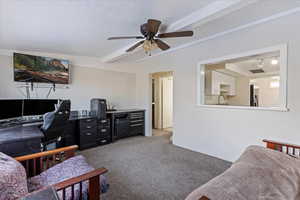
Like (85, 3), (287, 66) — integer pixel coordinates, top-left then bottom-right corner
(40, 100), (71, 151)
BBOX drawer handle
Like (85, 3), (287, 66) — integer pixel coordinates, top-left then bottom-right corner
(130, 117), (143, 120)
(101, 120), (107, 123)
(101, 139), (107, 143)
(86, 126), (92, 129)
(130, 124), (143, 127)
(101, 129), (107, 132)
(86, 132), (92, 136)
(131, 120), (144, 123)
(86, 119), (92, 122)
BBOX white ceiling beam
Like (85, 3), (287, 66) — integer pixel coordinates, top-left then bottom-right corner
(166, 0), (258, 31)
(101, 0), (258, 63)
(137, 7), (300, 63)
(101, 44), (138, 63)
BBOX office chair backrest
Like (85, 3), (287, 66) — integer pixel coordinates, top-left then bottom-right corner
(42, 100), (71, 142)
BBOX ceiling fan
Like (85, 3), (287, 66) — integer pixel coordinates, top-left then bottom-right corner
(108, 19), (194, 55)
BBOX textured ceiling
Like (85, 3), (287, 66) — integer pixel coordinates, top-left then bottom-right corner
(0, 0), (216, 57)
(0, 0), (299, 64)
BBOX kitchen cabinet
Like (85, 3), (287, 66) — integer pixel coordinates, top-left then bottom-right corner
(205, 71), (236, 96)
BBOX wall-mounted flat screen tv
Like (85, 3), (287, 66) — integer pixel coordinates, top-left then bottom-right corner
(13, 53), (70, 84)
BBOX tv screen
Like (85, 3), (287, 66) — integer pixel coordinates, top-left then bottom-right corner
(0, 100), (23, 120)
(13, 53), (70, 84)
(23, 99), (58, 116)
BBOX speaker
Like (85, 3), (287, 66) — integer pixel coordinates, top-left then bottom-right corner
(90, 99), (107, 119)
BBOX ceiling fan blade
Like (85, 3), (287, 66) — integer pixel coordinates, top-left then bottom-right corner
(126, 41), (144, 52)
(154, 39), (170, 51)
(108, 36), (144, 40)
(157, 31), (193, 38)
(147, 19), (162, 34)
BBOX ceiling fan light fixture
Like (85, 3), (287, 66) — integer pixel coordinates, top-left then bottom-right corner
(108, 19), (193, 55)
(143, 40), (157, 56)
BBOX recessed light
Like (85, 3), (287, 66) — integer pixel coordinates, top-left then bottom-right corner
(271, 59), (278, 65)
(270, 81), (280, 88)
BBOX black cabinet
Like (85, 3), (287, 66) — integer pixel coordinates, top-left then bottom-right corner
(77, 117), (98, 150)
(109, 110), (145, 141)
(73, 110), (145, 150)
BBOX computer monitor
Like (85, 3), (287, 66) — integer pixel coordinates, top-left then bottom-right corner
(0, 99), (23, 120)
(23, 99), (58, 116)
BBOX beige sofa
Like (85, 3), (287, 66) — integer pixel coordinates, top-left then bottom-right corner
(186, 140), (300, 200)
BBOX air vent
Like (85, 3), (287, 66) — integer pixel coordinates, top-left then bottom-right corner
(249, 69), (265, 74)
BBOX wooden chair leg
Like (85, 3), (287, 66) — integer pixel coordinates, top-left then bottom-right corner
(88, 175), (100, 200)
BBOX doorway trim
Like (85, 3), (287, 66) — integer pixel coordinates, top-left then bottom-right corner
(150, 71), (174, 136)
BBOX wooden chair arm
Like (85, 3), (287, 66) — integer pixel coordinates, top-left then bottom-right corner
(15, 145), (78, 177)
(199, 196), (210, 200)
(263, 139), (300, 156)
(15, 145), (78, 162)
(263, 139), (300, 150)
(54, 168), (108, 200)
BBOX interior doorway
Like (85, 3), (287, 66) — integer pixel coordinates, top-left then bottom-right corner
(151, 71), (173, 140)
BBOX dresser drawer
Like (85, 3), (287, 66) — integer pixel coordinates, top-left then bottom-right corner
(98, 118), (110, 125)
(80, 118), (97, 131)
(130, 119), (144, 124)
(80, 118), (97, 127)
(97, 136), (111, 145)
(80, 124), (97, 132)
(80, 129), (97, 137)
(97, 127), (110, 137)
(130, 124), (144, 136)
(79, 130), (97, 148)
(98, 118), (110, 129)
(129, 112), (144, 119)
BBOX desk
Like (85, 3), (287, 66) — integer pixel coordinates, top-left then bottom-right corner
(0, 109), (145, 156)
(0, 125), (43, 157)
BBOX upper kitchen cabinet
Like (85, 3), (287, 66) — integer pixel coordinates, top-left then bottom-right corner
(205, 71), (236, 96)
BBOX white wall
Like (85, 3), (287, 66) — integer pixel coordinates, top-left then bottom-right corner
(0, 55), (137, 110)
(133, 12), (300, 162)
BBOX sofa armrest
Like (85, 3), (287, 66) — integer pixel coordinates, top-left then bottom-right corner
(54, 168), (108, 200)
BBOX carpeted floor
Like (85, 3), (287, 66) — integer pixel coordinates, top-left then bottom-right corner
(79, 135), (231, 200)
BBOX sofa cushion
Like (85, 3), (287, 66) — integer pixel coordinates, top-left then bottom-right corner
(0, 152), (28, 200)
(186, 146), (300, 200)
(28, 155), (108, 200)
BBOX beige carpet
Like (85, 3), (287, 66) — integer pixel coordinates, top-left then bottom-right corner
(79, 135), (231, 200)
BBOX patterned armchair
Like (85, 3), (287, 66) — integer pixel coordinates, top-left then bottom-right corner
(0, 145), (108, 200)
